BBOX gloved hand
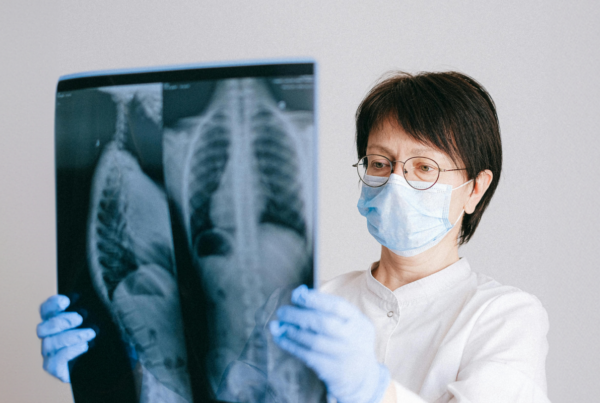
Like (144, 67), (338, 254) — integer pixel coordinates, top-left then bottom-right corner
(36, 295), (96, 383)
(269, 285), (390, 403)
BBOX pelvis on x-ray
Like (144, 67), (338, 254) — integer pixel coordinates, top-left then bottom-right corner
(164, 78), (325, 401)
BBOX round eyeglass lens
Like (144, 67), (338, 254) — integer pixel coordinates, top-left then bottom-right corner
(403, 157), (440, 190)
(357, 155), (391, 187)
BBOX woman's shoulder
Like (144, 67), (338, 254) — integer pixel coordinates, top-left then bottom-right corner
(471, 271), (543, 303)
(468, 271), (549, 331)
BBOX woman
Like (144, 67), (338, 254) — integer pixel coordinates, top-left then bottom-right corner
(37, 71), (550, 403)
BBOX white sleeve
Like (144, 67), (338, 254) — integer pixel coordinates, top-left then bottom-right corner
(391, 292), (551, 403)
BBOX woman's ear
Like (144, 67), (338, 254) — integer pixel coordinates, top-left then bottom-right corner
(464, 170), (493, 214)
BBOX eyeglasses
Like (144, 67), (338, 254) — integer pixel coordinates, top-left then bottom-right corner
(353, 154), (467, 190)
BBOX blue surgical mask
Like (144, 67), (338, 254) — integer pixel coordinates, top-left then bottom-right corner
(357, 173), (473, 257)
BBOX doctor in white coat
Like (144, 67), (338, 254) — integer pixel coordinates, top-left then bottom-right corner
(268, 71), (549, 403)
(38, 71), (550, 403)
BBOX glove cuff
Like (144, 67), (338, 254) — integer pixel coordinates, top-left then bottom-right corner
(338, 362), (390, 403)
(366, 363), (391, 403)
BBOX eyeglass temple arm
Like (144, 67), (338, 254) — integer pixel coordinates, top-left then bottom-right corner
(441, 168), (468, 172)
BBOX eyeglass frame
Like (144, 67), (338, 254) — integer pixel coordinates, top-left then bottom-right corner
(352, 154), (468, 190)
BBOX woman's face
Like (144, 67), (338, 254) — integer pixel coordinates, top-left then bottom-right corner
(366, 118), (474, 225)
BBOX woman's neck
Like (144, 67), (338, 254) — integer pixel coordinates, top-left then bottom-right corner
(372, 229), (461, 291)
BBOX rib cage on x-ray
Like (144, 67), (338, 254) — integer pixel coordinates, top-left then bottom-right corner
(164, 78), (324, 401)
(183, 79), (311, 255)
(87, 85), (192, 403)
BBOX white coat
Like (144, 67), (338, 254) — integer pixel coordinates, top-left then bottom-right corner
(321, 257), (550, 403)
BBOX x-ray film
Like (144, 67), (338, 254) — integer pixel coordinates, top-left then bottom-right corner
(55, 61), (324, 402)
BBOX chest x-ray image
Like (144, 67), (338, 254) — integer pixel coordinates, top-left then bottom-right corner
(54, 62), (325, 402)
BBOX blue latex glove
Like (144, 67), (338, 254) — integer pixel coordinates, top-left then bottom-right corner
(269, 285), (390, 403)
(36, 295), (96, 383)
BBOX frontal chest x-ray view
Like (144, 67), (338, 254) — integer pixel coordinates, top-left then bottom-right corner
(54, 62), (325, 402)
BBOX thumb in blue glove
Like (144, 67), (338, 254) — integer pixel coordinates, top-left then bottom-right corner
(269, 285), (390, 403)
(36, 295), (96, 383)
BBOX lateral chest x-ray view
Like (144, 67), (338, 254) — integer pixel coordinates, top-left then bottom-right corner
(54, 62), (325, 402)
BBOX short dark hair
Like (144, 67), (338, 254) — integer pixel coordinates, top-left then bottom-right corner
(355, 71), (502, 245)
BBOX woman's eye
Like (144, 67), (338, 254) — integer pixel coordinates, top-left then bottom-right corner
(371, 161), (389, 169)
(419, 165), (433, 172)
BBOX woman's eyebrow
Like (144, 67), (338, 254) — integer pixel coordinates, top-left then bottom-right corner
(366, 144), (396, 155)
(411, 147), (436, 155)
(367, 144), (441, 159)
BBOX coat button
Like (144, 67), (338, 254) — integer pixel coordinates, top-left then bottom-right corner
(387, 311), (394, 317)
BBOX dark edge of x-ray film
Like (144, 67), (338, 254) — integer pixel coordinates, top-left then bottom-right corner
(57, 63), (314, 92)
(55, 61), (323, 403)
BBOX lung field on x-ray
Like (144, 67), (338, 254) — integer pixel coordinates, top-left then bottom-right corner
(164, 77), (323, 401)
(188, 109), (232, 257)
(253, 109), (306, 238)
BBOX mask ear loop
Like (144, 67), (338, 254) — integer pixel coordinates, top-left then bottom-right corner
(451, 178), (474, 191)
(453, 209), (465, 226)
(451, 179), (474, 225)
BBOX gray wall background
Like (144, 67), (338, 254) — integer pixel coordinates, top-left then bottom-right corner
(1, 1), (598, 401)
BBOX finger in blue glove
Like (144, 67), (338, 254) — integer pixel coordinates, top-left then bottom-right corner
(37, 295), (97, 383)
